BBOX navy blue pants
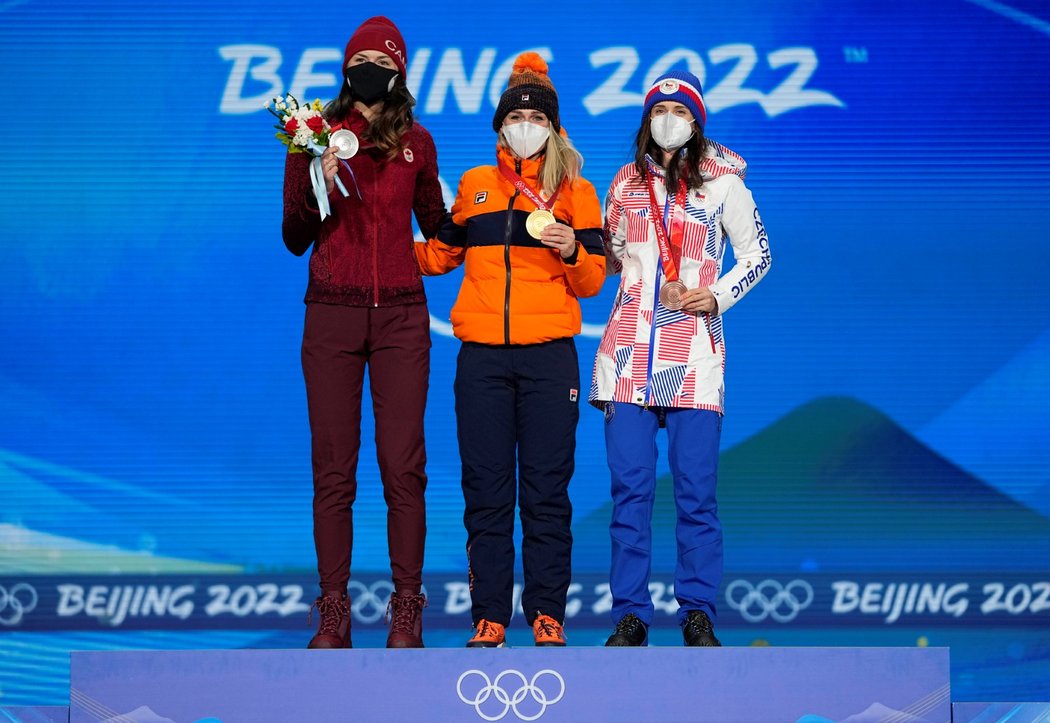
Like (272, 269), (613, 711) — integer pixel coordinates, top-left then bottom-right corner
(605, 402), (723, 626)
(455, 339), (580, 626)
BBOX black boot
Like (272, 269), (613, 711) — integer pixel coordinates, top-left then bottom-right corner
(682, 610), (721, 647)
(605, 613), (648, 647)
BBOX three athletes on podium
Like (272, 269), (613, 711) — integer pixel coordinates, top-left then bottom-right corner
(282, 18), (770, 650)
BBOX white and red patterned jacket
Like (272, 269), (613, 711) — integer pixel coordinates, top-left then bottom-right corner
(589, 143), (771, 414)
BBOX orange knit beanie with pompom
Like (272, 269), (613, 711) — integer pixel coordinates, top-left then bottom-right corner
(492, 52), (560, 131)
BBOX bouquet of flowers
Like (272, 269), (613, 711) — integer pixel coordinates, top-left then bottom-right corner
(267, 95), (331, 155)
(267, 94), (359, 219)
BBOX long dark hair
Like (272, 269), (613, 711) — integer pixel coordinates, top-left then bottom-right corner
(633, 120), (709, 192)
(324, 75), (416, 159)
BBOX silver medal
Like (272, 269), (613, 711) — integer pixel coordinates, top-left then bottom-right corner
(329, 129), (359, 160)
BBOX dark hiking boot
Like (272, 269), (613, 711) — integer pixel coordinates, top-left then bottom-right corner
(386, 591), (427, 648)
(682, 610), (721, 647)
(605, 613), (648, 647)
(308, 591), (351, 649)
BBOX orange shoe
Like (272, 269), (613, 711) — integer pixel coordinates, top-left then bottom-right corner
(532, 614), (566, 647)
(466, 619), (506, 648)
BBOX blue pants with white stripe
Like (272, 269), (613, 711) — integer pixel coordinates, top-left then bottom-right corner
(604, 402), (723, 627)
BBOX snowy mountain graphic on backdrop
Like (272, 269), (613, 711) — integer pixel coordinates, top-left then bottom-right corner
(919, 327), (1050, 518)
(577, 397), (1050, 571)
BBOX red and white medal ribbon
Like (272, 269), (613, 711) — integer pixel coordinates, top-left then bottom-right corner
(497, 161), (563, 212)
(646, 170), (690, 309)
(498, 161), (566, 238)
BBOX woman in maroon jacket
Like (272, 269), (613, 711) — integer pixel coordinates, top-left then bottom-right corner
(282, 16), (446, 649)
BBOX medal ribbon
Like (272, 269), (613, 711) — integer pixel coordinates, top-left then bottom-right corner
(498, 161), (562, 212)
(645, 170), (687, 282)
(305, 140), (359, 219)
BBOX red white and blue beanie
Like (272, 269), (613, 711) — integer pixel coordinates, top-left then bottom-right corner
(642, 71), (707, 130)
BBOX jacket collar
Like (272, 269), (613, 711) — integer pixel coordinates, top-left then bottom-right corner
(333, 107), (370, 135)
(644, 153), (667, 178)
(645, 144), (750, 183)
(496, 144), (544, 183)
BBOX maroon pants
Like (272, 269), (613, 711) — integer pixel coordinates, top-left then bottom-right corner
(301, 302), (430, 594)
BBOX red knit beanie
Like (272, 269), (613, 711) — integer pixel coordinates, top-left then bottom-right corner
(343, 16), (407, 76)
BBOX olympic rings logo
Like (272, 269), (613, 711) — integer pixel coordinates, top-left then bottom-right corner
(0, 583), (39, 626)
(457, 669), (566, 721)
(346, 580), (394, 624)
(725, 579), (814, 623)
(345, 581), (430, 624)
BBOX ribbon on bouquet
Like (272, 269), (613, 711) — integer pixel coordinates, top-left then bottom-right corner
(306, 140), (361, 221)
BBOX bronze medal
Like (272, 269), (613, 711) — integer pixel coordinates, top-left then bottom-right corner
(659, 280), (688, 310)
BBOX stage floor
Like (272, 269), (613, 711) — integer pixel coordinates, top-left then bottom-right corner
(2, 625), (1048, 707)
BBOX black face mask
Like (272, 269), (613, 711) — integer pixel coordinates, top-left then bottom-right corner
(344, 62), (399, 105)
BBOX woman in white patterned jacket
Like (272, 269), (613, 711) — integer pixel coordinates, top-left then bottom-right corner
(590, 70), (771, 648)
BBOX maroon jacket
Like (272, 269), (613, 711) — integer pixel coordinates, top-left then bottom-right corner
(282, 112), (447, 307)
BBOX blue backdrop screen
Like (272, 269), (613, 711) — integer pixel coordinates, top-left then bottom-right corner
(1, 0), (1048, 595)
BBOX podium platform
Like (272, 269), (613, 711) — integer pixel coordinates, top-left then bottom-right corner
(67, 647), (951, 723)
(0, 708), (68, 723)
(951, 702), (1050, 722)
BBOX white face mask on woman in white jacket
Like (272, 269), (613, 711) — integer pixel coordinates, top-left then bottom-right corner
(650, 113), (695, 152)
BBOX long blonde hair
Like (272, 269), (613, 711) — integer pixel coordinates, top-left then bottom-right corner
(541, 130), (582, 196)
(499, 128), (582, 196)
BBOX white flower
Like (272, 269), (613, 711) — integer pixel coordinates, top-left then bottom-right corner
(292, 125), (313, 147)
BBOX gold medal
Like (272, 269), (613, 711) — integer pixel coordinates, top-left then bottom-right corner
(659, 280), (688, 310)
(329, 129), (359, 159)
(526, 209), (556, 239)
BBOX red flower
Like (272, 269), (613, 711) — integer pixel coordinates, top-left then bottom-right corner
(305, 115), (325, 133)
(284, 118), (299, 132)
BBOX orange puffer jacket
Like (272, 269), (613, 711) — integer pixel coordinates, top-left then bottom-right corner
(415, 145), (606, 345)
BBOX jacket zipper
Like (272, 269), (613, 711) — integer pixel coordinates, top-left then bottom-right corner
(372, 200), (379, 307)
(645, 267), (661, 407)
(645, 191), (672, 406)
(503, 161), (522, 345)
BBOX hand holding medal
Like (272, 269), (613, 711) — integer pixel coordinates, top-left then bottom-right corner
(320, 129), (360, 194)
(267, 94), (359, 220)
(645, 170), (694, 312)
(526, 209), (556, 239)
(676, 286), (718, 315)
(659, 280), (689, 310)
(644, 169), (718, 314)
(539, 219), (578, 259)
(498, 160), (569, 253)
(329, 129), (359, 160)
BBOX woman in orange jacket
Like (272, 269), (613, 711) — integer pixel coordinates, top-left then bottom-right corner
(416, 53), (605, 647)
